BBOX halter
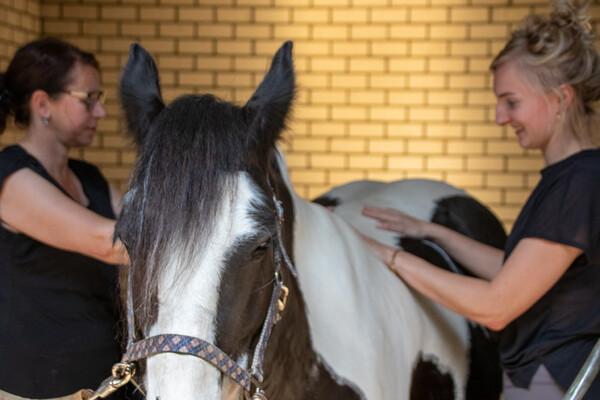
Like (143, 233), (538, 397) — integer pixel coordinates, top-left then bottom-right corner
(91, 190), (296, 400)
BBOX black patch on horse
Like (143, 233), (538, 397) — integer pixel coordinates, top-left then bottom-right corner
(396, 195), (506, 276)
(465, 323), (503, 399)
(312, 195), (339, 209)
(399, 237), (463, 274)
(400, 195), (505, 400)
(410, 354), (454, 400)
(431, 196), (506, 250)
(430, 196), (504, 400)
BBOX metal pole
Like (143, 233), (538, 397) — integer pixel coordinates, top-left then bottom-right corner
(563, 338), (600, 400)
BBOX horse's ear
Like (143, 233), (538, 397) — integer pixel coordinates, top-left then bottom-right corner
(119, 43), (165, 147)
(243, 41), (295, 150)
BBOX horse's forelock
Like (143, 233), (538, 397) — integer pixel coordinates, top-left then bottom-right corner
(120, 94), (272, 331)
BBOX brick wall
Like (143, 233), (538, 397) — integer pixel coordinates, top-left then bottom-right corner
(1, 0), (599, 229)
(0, 0), (39, 65)
(0, 0), (40, 144)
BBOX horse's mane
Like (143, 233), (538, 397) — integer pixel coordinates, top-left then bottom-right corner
(118, 94), (261, 331)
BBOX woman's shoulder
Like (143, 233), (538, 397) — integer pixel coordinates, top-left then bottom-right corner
(0, 145), (37, 185)
(542, 149), (600, 186)
(568, 148), (600, 167)
(578, 148), (600, 170)
(0, 144), (28, 162)
(566, 149), (600, 184)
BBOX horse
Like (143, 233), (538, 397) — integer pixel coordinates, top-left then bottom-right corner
(115, 40), (505, 400)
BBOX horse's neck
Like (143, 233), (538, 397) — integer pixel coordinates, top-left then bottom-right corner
(274, 155), (433, 398)
(262, 265), (363, 400)
(289, 192), (427, 398)
(260, 168), (363, 398)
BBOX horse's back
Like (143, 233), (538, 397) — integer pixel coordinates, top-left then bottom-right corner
(314, 179), (466, 246)
(310, 178), (504, 400)
(292, 198), (468, 399)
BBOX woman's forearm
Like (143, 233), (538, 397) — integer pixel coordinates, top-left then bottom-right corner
(389, 238), (581, 331)
(391, 249), (506, 329)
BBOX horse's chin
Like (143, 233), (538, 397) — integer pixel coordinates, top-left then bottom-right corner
(145, 353), (223, 400)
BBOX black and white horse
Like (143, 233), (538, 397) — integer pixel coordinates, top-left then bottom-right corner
(116, 41), (505, 400)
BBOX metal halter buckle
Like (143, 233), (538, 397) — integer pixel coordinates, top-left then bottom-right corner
(89, 363), (136, 399)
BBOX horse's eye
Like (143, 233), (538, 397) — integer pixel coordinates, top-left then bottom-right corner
(255, 238), (273, 253)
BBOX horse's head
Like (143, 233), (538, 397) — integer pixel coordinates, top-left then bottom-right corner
(116, 41), (301, 399)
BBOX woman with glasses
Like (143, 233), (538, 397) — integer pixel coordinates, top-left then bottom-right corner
(0, 38), (128, 398)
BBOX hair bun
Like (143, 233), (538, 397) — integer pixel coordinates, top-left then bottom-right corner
(551, 0), (594, 43)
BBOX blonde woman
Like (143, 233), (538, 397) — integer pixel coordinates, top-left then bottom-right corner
(361, 1), (600, 398)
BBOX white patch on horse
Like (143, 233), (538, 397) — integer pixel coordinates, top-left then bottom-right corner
(331, 179), (466, 247)
(144, 174), (260, 400)
(286, 173), (470, 400)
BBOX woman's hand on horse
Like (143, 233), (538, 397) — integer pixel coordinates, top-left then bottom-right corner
(362, 206), (429, 239)
(354, 229), (399, 269)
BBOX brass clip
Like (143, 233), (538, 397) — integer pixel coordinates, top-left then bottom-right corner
(251, 388), (269, 400)
(275, 285), (289, 324)
(88, 362), (136, 400)
(278, 285), (289, 312)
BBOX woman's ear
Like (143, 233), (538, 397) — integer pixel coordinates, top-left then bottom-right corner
(558, 83), (575, 109)
(30, 89), (52, 121)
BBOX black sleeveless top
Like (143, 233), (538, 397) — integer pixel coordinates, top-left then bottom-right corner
(0, 145), (123, 397)
(499, 149), (600, 398)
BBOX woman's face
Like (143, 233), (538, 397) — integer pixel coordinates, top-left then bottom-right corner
(493, 60), (560, 151)
(49, 62), (106, 148)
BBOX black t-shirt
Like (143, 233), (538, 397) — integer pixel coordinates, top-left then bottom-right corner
(499, 149), (600, 398)
(0, 145), (123, 397)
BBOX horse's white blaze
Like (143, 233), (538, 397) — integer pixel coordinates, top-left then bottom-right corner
(145, 174), (259, 400)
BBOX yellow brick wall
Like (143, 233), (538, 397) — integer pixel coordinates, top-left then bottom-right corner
(1, 0), (599, 230)
(0, 0), (40, 62)
(0, 0), (40, 145)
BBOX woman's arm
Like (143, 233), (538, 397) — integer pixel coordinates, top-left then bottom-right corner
(360, 233), (581, 330)
(362, 206), (504, 280)
(0, 168), (127, 265)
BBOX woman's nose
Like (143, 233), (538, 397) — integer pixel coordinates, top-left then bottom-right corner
(92, 101), (107, 118)
(495, 105), (509, 126)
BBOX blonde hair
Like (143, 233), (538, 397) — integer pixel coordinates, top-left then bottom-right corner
(490, 0), (600, 143)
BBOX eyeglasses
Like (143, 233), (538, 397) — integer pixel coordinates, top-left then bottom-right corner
(61, 90), (106, 111)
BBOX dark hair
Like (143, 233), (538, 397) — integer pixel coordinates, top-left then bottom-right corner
(0, 37), (99, 134)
